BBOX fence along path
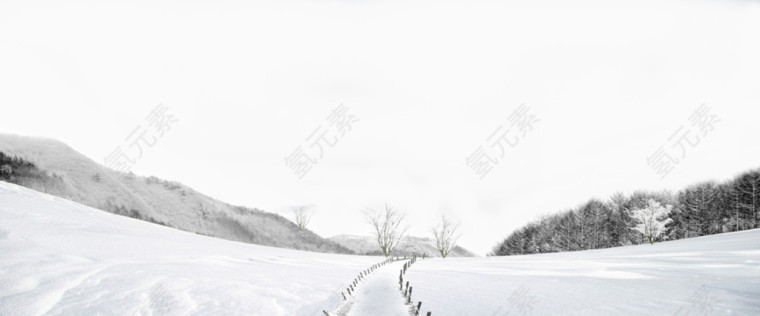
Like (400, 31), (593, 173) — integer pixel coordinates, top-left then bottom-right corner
(344, 260), (410, 316)
(324, 257), (431, 316)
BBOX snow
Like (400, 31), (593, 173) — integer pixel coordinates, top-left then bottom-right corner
(405, 230), (760, 315)
(0, 181), (379, 315)
(2, 180), (759, 316)
(344, 261), (410, 316)
(329, 234), (475, 257)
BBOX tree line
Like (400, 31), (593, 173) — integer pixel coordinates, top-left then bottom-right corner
(491, 167), (760, 256)
(291, 204), (462, 258)
(0, 151), (67, 195)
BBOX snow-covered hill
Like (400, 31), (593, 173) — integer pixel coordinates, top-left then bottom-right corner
(0, 134), (351, 254)
(406, 230), (760, 315)
(329, 234), (476, 257)
(2, 181), (758, 315)
(0, 181), (373, 315)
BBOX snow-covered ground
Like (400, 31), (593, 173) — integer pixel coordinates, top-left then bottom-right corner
(0, 181), (378, 315)
(2, 180), (759, 315)
(406, 230), (760, 315)
(344, 260), (409, 316)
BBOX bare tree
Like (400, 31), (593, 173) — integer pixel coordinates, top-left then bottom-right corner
(292, 205), (312, 230)
(432, 215), (461, 258)
(366, 204), (408, 257)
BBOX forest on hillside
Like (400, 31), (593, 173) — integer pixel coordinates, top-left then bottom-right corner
(0, 147), (353, 255)
(491, 167), (760, 256)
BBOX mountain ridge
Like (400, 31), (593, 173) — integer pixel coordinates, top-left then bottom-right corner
(0, 133), (352, 254)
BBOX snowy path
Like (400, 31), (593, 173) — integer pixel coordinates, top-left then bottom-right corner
(344, 260), (410, 316)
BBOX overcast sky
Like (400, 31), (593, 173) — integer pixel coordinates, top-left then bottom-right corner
(2, 0), (759, 255)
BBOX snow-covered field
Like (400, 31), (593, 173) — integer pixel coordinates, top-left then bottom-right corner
(0, 181), (378, 315)
(406, 231), (760, 315)
(345, 260), (410, 316)
(2, 180), (759, 315)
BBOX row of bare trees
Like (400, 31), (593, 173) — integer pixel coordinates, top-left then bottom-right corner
(365, 204), (461, 258)
(290, 203), (462, 258)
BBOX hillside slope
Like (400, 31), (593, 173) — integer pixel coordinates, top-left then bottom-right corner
(2, 181), (758, 315)
(0, 181), (374, 315)
(406, 229), (760, 315)
(0, 134), (351, 254)
(329, 234), (476, 257)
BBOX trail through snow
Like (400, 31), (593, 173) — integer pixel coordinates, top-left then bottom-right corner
(345, 260), (410, 316)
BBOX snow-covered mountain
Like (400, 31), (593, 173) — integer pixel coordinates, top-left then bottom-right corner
(0, 133), (351, 254)
(329, 234), (476, 257)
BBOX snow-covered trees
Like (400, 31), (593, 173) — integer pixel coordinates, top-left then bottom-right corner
(292, 206), (312, 230)
(366, 204), (408, 257)
(632, 199), (672, 244)
(606, 192), (634, 247)
(735, 170), (760, 229)
(492, 167), (760, 256)
(679, 182), (719, 237)
(432, 215), (460, 258)
(578, 199), (609, 249)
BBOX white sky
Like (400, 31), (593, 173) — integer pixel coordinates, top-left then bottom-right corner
(1, 0), (759, 255)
